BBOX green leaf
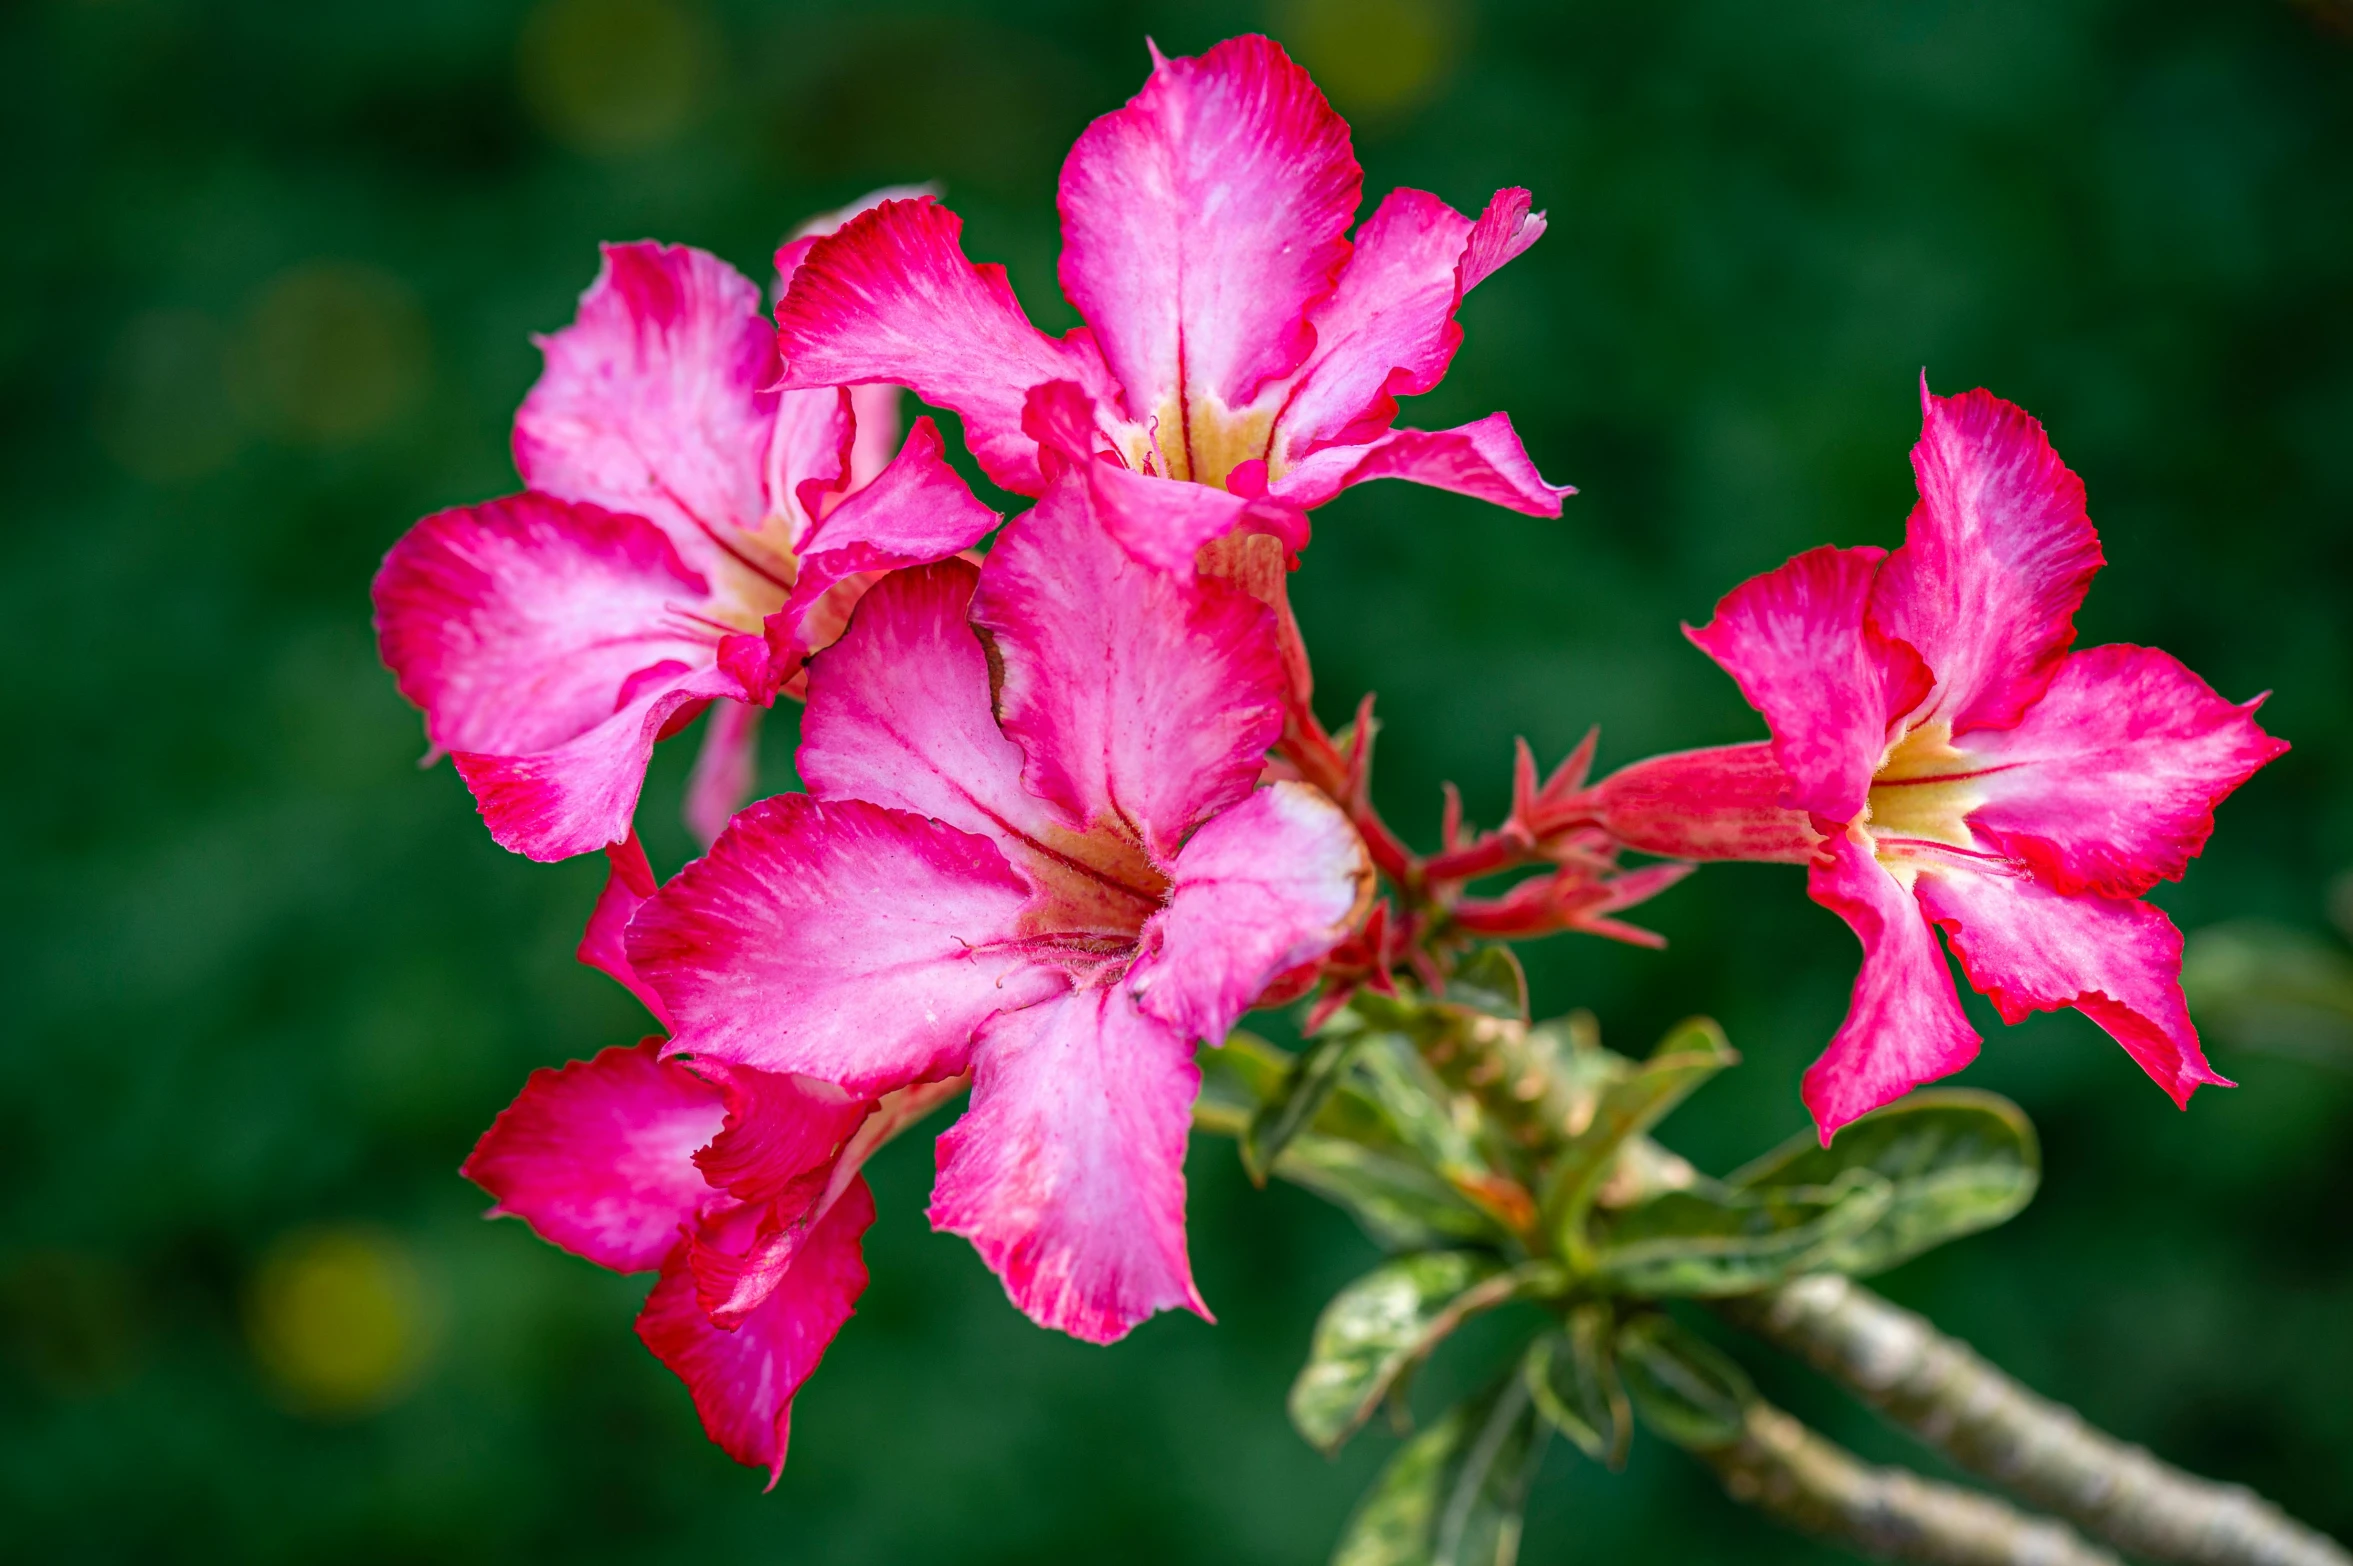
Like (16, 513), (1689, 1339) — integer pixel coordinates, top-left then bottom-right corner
(1446, 946), (1529, 1023)
(1727, 1089), (2039, 1275)
(1590, 1167), (1893, 1296)
(1540, 1017), (1738, 1260)
(1193, 1030), (1294, 1137)
(1243, 1029), (1360, 1186)
(2183, 920), (2353, 1069)
(1289, 1252), (1557, 1457)
(1274, 1137), (1510, 1252)
(1615, 1313), (1754, 1452)
(1330, 1373), (1550, 1566)
(1520, 1303), (1630, 1468)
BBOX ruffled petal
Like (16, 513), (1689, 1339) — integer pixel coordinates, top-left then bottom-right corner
(628, 794), (1058, 1092)
(1871, 385), (2105, 735)
(1590, 741), (1823, 863)
(929, 987), (1205, 1344)
(1960, 644), (2287, 898)
(1058, 35), (1359, 461)
(577, 831), (666, 1017)
(461, 1040), (724, 1273)
(1264, 412), (1571, 516)
(373, 492), (716, 759)
(762, 386), (854, 552)
(969, 474), (1287, 861)
(1687, 544), (1933, 823)
(690, 1064), (872, 1210)
(1272, 188), (1543, 459)
(1800, 833), (1981, 1140)
(1128, 782), (1370, 1044)
(514, 242), (780, 575)
(1915, 867), (2229, 1108)
(771, 416), (1002, 658)
(635, 1177), (874, 1488)
(775, 197), (1098, 495)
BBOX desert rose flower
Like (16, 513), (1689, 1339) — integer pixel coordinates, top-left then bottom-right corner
(373, 217), (1001, 863)
(1591, 383), (2285, 1137)
(463, 1039), (959, 1485)
(626, 471), (1373, 1343)
(773, 34), (1569, 559)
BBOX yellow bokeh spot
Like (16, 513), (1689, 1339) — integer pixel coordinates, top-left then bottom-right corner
(1274, 0), (1460, 120)
(229, 263), (430, 445)
(246, 1225), (430, 1417)
(519, 0), (716, 156)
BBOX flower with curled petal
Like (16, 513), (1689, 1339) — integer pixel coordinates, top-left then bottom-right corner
(1590, 382), (2286, 1138)
(772, 35), (1569, 573)
(625, 470), (1373, 1344)
(373, 201), (1000, 863)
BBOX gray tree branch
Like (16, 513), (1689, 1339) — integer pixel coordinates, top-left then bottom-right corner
(1719, 1275), (2349, 1566)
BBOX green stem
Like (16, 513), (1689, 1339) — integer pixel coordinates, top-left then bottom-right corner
(1719, 1276), (2350, 1566)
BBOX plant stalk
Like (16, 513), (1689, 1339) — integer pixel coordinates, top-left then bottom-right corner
(1694, 1400), (2121, 1566)
(1719, 1275), (2350, 1566)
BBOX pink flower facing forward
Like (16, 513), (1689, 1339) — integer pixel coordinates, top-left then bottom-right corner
(774, 34), (1570, 567)
(627, 475), (1373, 1344)
(1592, 384), (2286, 1139)
(373, 219), (1002, 863)
(463, 1039), (961, 1485)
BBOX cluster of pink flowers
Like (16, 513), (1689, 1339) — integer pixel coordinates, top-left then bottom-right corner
(374, 36), (2283, 1482)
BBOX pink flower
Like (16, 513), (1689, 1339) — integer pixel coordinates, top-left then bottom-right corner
(373, 214), (1002, 863)
(1592, 384), (2286, 1138)
(625, 470), (1373, 1343)
(772, 35), (1569, 549)
(463, 1038), (960, 1485)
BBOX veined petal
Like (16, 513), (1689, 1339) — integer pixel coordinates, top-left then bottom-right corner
(1801, 833), (1981, 1140)
(578, 832), (665, 1017)
(1129, 782), (1370, 1045)
(462, 1040), (725, 1273)
(930, 987), (1205, 1344)
(775, 197), (1098, 496)
(1915, 867), (2229, 1108)
(1264, 412), (1570, 516)
(373, 492), (716, 760)
(1058, 35), (1359, 454)
(636, 1177), (874, 1488)
(1591, 742), (1822, 863)
(1962, 644), (2287, 898)
(970, 474), (1287, 861)
(514, 242), (779, 575)
(771, 416), (1001, 659)
(627, 794), (1057, 1092)
(1872, 385), (2105, 735)
(1273, 188), (1543, 459)
(1687, 544), (1933, 823)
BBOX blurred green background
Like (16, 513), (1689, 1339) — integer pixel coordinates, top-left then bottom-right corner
(4, 0), (2349, 1558)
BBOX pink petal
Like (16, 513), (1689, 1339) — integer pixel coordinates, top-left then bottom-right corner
(514, 242), (780, 576)
(1084, 456), (1309, 574)
(1800, 833), (1981, 1140)
(635, 1176), (874, 1488)
(1590, 742), (1823, 863)
(1058, 36), (1359, 449)
(1273, 188), (1542, 459)
(1687, 544), (1933, 823)
(373, 492), (715, 760)
(690, 1064), (873, 1209)
(1264, 413), (1571, 516)
(929, 988), (1206, 1344)
(462, 1040), (725, 1273)
(846, 383), (904, 488)
(451, 656), (740, 861)
(1871, 384), (2105, 735)
(763, 386), (855, 552)
(775, 196), (1100, 495)
(771, 415), (1001, 659)
(578, 831), (666, 1017)
(683, 700), (763, 848)
(1915, 867), (2229, 1108)
(1128, 782), (1371, 1045)
(1961, 644), (2288, 898)
(969, 475), (1287, 861)
(627, 793), (1058, 1092)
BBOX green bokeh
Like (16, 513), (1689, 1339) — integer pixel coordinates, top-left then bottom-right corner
(4, 0), (2348, 1558)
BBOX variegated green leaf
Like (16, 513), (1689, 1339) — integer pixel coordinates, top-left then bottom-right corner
(1540, 1017), (1737, 1259)
(1615, 1312), (1754, 1451)
(1519, 1302), (1630, 1468)
(1330, 1373), (1550, 1566)
(1591, 1167), (1893, 1296)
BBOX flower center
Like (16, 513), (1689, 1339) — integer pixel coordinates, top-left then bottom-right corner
(1012, 821), (1174, 982)
(1148, 393), (1275, 490)
(1864, 721), (1985, 853)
